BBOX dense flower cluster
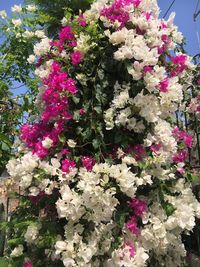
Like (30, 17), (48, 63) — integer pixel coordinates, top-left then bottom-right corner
(6, 1), (200, 267)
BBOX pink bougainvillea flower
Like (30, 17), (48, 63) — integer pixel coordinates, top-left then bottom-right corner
(70, 51), (83, 66)
(176, 167), (185, 174)
(59, 26), (74, 42)
(78, 14), (87, 27)
(81, 156), (95, 171)
(172, 150), (188, 163)
(170, 54), (187, 76)
(79, 108), (86, 115)
(126, 216), (140, 235)
(172, 127), (193, 148)
(159, 77), (169, 92)
(23, 260), (32, 267)
(133, 144), (146, 161)
(128, 198), (147, 217)
(171, 55), (187, 65)
(183, 134), (193, 148)
(100, 0), (131, 28)
(61, 159), (76, 173)
(124, 240), (135, 257)
(60, 148), (70, 156)
(150, 143), (161, 154)
(142, 11), (151, 21)
(143, 66), (153, 73)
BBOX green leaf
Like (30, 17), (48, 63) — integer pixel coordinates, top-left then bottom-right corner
(0, 133), (12, 147)
(92, 139), (101, 149)
(58, 133), (66, 143)
(0, 258), (9, 267)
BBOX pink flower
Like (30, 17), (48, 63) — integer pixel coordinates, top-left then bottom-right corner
(160, 21), (167, 29)
(34, 141), (48, 158)
(124, 241), (135, 257)
(24, 260), (32, 267)
(79, 108), (86, 115)
(143, 66), (153, 73)
(159, 77), (169, 92)
(68, 40), (77, 47)
(78, 14), (87, 27)
(150, 143), (161, 154)
(128, 198), (147, 217)
(170, 55), (187, 76)
(100, 1), (130, 28)
(176, 167), (185, 173)
(197, 79), (200, 85)
(133, 144), (146, 160)
(126, 216), (140, 235)
(183, 134), (193, 148)
(59, 26), (74, 42)
(70, 51), (83, 66)
(61, 159), (76, 173)
(81, 156), (95, 171)
(142, 11), (151, 21)
(171, 55), (187, 65)
(172, 150), (188, 163)
(161, 34), (170, 44)
(172, 127), (193, 148)
(65, 78), (78, 94)
(61, 148), (70, 156)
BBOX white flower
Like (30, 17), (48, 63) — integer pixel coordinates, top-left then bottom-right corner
(24, 225), (39, 244)
(29, 186), (40, 196)
(27, 54), (36, 64)
(34, 30), (46, 39)
(109, 28), (129, 45)
(23, 30), (34, 38)
(104, 108), (114, 130)
(0, 10), (7, 19)
(20, 174), (33, 188)
(61, 17), (68, 26)
(42, 137), (53, 149)
(75, 33), (91, 54)
(11, 5), (22, 13)
(34, 37), (51, 57)
(67, 139), (77, 148)
(55, 241), (68, 254)
(12, 19), (22, 27)
(10, 245), (24, 257)
(26, 5), (37, 12)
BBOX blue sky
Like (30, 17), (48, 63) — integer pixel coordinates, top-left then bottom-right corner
(1, 0), (200, 56)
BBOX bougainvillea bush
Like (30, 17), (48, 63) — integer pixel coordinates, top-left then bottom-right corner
(4, 0), (200, 266)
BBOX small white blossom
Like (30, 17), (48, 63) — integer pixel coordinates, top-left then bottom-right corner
(12, 19), (22, 27)
(26, 5), (37, 12)
(0, 10), (7, 19)
(67, 139), (76, 148)
(11, 5), (22, 13)
(10, 245), (24, 257)
(27, 54), (36, 64)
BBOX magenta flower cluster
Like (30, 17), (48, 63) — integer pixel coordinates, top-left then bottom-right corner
(20, 25), (84, 158)
(101, 0), (141, 28)
(172, 127), (193, 165)
(126, 198), (147, 236)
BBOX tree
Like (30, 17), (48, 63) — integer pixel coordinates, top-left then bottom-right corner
(25, 0), (95, 36)
(0, 5), (46, 174)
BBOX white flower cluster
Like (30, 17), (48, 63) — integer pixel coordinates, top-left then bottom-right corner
(24, 224), (40, 244)
(33, 37), (51, 57)
(7, 152), (39, 188)
(131, 179), (200, 267)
